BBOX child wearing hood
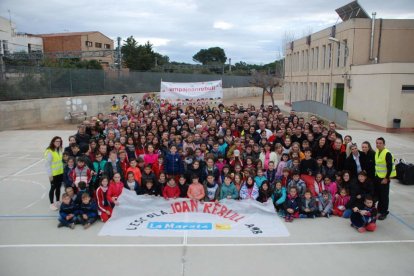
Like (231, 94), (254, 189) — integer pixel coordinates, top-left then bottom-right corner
(257, 181), (273, 203)
(318, 190), (333, 218)
(284, 186), (301, 222)
(287, 171), (306, 197)
(163, 178), (181, 199)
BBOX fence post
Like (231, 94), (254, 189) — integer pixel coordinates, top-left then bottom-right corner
(69, 68), (73, 97)
(103, 70), (105, 92)
(48, 67), (52, 97)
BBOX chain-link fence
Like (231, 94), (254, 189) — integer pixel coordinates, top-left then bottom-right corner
(0, 66), (252, 101)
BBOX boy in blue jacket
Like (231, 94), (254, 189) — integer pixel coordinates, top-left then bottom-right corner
(164, 145), (184, 181)
(58, 193), (77, 229)
(77, 193), (98, 229)
(284, 186), (301, 222)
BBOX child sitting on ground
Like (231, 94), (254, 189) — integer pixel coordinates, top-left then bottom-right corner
(333, 188), (351, 217)
(58, 193), (77, 229)
(163, 178), (181, 199)
(323, 176), (337, 202)
(350, 195), (377, 233)
(283, 186), (301, 222)
(77, 193), (98, 229)
(300, 189), (318, 218)
(239, 176), (259, 200)
(318, 190), (333, 218)
(273, 181), (286, 217)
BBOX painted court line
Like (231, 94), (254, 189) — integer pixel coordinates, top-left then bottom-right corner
(1, 240), (414, 248)
(12, 159), (43, 176)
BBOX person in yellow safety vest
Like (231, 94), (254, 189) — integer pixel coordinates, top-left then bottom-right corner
(374, 137), (396, 220)
(45, 136), (64, 211)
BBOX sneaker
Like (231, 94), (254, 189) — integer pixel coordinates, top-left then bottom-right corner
(84, 223), (91, 229)
(378, 214), (388, 220)
(357, 227), (366, 233)
(69, 223), (75, 229)
(57, 222), (64, 228)
(50, 203), (58, 211)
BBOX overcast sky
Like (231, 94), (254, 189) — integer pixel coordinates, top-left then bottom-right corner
(1, 0), (413, 64)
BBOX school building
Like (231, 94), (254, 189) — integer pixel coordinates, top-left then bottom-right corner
(283, 5), (414, 132)
(37, 31), (115, 67)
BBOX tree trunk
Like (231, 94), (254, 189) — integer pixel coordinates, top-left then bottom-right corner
(270, 90), (275, 107)
(261, 88), (265, 108)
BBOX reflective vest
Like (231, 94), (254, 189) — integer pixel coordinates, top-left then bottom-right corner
(375, 148), (396, 178)
(44, 149), (63, 176)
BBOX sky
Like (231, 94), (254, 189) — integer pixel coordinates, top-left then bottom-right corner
(1, 0), (413, 64)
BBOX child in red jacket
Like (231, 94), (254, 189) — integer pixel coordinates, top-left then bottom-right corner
(333, 187), (351, 217)
(107, 173), (125, 207)
(163, 178), (181, 199)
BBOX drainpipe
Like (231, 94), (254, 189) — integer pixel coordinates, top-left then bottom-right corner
(377, 18), (383, 63)
(370, 12), (376, 61)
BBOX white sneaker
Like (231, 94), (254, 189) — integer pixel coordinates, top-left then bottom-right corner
(50, 203), (58, 211)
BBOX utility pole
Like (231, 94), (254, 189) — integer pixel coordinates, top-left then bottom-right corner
(117, 37), (121, 79)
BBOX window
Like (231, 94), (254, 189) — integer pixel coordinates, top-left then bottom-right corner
(343, 40), (348, 67)
(327, 44), (332, 68)
(85, 41), (92, 47)
(104, 44), (111, 49)
(305, 49), (309, 70)
(95, 42), (102, 48)
(336, 43), (341, 67)
(322, 45), (326, 69)
(315, 47), (319, 69)
(402, 85), (414, 94)
(310, 48), (314, 70)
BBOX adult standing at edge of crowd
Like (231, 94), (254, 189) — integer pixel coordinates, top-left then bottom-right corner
(44, 136), (64, 210)
(374, 137), (396, 220)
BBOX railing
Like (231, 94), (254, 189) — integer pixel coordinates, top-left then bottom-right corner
(292, 100), (348, 128)
(0, 66), (252, 101)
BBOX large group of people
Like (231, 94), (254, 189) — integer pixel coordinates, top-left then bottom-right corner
(45, 96), (396, 232)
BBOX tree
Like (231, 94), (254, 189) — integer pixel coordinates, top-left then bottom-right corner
(193, 47), (227, 65)
(250, 71), (283, 107)
(121, 36), (169, 71)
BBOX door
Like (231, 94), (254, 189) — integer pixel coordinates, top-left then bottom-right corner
(333, 83), (344, 110)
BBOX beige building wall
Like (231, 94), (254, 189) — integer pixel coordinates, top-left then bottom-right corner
(80, 32), (114, 66)
(284, 18), (414, 131)
(348, 63), (414, 130)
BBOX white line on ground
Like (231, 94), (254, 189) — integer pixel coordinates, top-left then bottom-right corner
(12, 159), (43, 176)
(1, 240), (414, 248)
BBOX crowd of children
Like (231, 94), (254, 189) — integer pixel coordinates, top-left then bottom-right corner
(46, 99), (383, 233)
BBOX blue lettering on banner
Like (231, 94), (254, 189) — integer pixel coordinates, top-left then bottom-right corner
(147, 222), (212, 230)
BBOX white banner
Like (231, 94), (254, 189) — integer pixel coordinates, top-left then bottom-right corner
(160, 80), (223, 106)
(99, 189), (290, 237)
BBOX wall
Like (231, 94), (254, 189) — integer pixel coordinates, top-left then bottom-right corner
(347, 63), (414, 130)
(0, 87), (262, 130)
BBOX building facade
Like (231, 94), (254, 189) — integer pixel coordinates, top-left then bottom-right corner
(38, 31), (114, 67)
(0, 16), (43, 56)
(284, 18), (414, 131)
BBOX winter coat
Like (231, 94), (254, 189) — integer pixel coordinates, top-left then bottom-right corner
(273, 187), (287, 206)
(300, 197), (318, 213)
(164, 153), (184, 175)
(239, 184), (259, 200)
(219, 182), (239, 200)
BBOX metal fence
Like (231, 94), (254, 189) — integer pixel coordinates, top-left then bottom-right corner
(292, 100), (348, 128)
(0, 66), (252, 101)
